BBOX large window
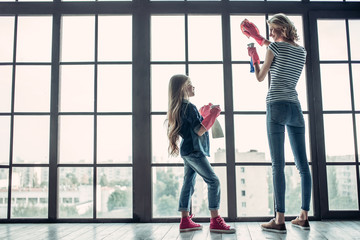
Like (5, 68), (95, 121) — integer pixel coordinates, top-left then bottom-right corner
(317, 19), (359, 211)
(58, 15), (133, 219)
(150, 15), (228, 218)
(1, 0), (360, 222)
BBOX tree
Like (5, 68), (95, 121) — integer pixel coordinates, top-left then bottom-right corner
(154, 169), (180, 216)
(66, 173), (79, 186)
(12, 205), (47, 218)
(99, 174), (108, 187)
(157, 195), (177, 216)
(107, 190), (127, 211)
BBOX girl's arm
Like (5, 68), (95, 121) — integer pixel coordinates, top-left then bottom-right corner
(197, 125), (207, 136)
(254, 48), (274, 82)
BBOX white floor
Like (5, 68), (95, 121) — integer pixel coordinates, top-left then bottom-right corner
(0, 220), (359, 240)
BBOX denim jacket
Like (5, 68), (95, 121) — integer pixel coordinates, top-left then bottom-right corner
(179, 100), (210, 157)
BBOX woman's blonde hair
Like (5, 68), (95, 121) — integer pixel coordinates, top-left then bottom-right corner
(267, 13), (299, 42)
(167, 74), (190, 157)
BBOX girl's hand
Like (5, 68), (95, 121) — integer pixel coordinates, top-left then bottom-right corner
(199, 103), (213, 118)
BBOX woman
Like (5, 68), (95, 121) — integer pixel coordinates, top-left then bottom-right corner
(241, 14), (312, 233)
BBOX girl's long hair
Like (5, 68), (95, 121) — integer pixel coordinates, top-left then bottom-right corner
(167, 74), (189, 157)
(268, 13), (299, 42)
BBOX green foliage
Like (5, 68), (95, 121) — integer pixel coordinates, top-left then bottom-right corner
(156, 195), (177, 216)
(99, 174), (108, 187)
(109, 179), (131, 187)
(12, 205), (47, 218)
(107, 190), (128, 211)
(59, 205), (78, 218)
(154, 169), (180, 216)
(156, 170), (179, 198)
(59, 173), (79, 187)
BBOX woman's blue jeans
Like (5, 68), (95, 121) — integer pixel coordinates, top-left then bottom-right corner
(178, 152), (220, 212)
(267, 101), (312, 213)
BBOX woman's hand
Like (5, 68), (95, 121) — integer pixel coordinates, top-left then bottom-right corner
(241, 19), (265, 46)
(248, 46), (260, 65)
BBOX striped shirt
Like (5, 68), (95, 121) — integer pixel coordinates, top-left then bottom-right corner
(266, 41), (307, 103)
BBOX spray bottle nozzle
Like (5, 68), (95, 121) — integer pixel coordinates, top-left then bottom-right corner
(247, 43), (255, 48)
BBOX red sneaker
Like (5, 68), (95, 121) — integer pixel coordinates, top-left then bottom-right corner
(210, 215), (236, 233)
(179, 215), (203, 232)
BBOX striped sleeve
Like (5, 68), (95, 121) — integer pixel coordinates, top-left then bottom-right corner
(268, 42), (279, 56)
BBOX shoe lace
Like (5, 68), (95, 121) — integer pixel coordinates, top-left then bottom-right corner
(188, 214), (196, 223)
(216, 216), (228, 228)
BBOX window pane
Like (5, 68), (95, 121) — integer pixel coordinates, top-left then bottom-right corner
(297, 67), (308, 111)
(97, 65), (132, 112)
(61, 16), (95, 62)
(231, 15), (267, 61)
(97, 116), (132, 164)
(0, 117), (10, 165)
(323, 114), (355, 162)
(14, 66), (51, 112)
(192, 167), (227, 217)
(188, 64), (224, 108)
(97, 167), (132, 218)
(318, 20), (348, 60)
(232, 64), (268, 111)
(152, 115), (182, 164)
(208, 115), (226, 163)
(188, 15), (222, 61)
(58, 167), (93, 218)
(349, 20), (360, 61)
(234, 115), (270, 162)
(284, 166), (314, 216)
(352, 64), (360, 110)
(152, 167), (183, 217)
(151, 64), (185, 112)
(0, 66), (12, 112)
(320, 64), (351, 111)
(16, 16), (52, 62)
(59, 116), (93, 164)
(236, 166), (273, 217)
(60, 65), (94, 112)
(13, 116), (49, 164)
(0, 169), (9, 219)
(98, 15), (132, 61)
(0, 17), (14, 62)
(151, 15), (185, 61)
(11, 167), (48, 218)
(327, 166), (358, 210)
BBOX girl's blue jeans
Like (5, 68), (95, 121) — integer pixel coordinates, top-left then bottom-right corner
(178, 151), (220, 212)
(267, 101), (312, 213)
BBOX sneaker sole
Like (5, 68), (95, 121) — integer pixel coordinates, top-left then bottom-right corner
(180, 227), (203, 232)
(210, 229), (236, 234)
(291, 223), (310, 230)
(261, 226), (287, 234)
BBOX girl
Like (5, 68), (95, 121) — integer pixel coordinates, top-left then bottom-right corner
(167, 74), (235, 234)
(241, 14), (312, 233)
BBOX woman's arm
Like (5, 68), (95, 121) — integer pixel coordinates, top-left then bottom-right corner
(254, 48), (274, 82)
(262, 39), (272, 47)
